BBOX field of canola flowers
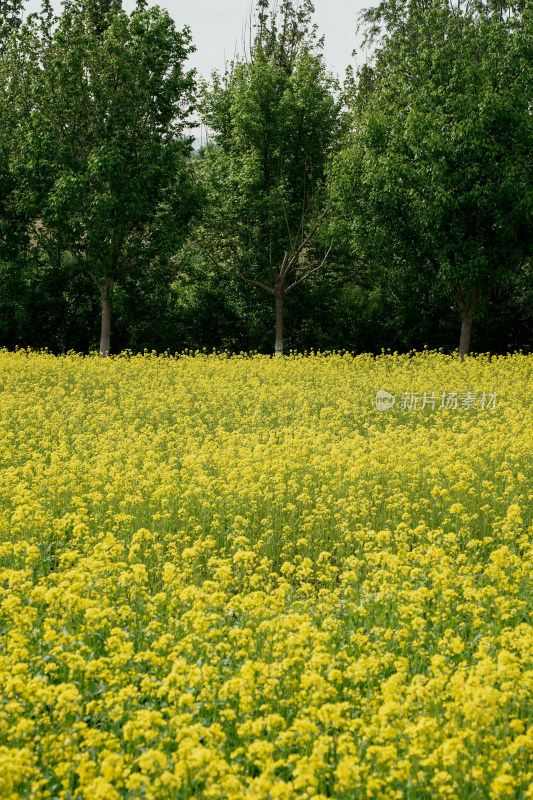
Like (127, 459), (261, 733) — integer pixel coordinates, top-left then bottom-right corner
(0, 348), (532, 800)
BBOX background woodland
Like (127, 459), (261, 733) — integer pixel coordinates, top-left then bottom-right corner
(0, 0), (532, 357)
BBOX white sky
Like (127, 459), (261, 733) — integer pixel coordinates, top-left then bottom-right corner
(23, 0), (375, 81)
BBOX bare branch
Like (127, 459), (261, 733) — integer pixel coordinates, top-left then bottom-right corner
(280, 206), (329, 280)
(229, 268), (274, 293)
(279, 250), (289, 281)
(285, 245), (332, 293)
(294, 193), (315, 250)
(85, 267), (104, 292)
(280, 192), (294, 252)
(201, 242), (274, 293)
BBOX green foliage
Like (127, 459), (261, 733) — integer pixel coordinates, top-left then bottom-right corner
(0, 1), (27, 266)
(196, 0), (342, 353)
(331, 0), (533, 351)
(0, 0), (23, 52)
(9, 0), (197, 352)
(199, 39), (339, 266)
(0, 0), (532, 356)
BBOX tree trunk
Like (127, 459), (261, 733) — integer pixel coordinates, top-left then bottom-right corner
(99, 290), (112, 357)
(458, 291), (478, 361)
(459, 310), (472, 361)
(274, 288), (284, 357)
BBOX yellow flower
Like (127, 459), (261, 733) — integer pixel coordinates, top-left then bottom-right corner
(0, 350), (531, 798)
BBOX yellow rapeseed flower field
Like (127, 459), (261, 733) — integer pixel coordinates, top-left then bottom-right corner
(0, 349), (532, 800)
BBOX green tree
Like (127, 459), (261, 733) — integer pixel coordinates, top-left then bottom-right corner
(0, 0), (23, 51)
(331, 0), (533, 358)
(11, 0), (196, 355)
(197, 0), (341, 356)
(0, 0), (35, 346)
(0, 0), (24, 260)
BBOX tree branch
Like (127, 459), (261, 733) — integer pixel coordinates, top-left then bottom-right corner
(229, 268), (274, 293)
(285, 245), (332, 293)
(280, 193), (294, 252)
(280, 206), (329, 281)
(202, 243), (274, 293)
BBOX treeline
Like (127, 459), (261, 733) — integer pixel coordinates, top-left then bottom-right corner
(1, 0), (532, 357)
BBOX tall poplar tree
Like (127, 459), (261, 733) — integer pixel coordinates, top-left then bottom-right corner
(331, 0), (533, 358)
(197, 0), (341, 356)
(12, 0), (196, 355)
(0, 0), (33, 345)
(0, 0), (24, 258)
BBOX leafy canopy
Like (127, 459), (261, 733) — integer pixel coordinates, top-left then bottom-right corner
(331, 0), (533, 309)
(11, 0), (196, 286)
(197, 0), (340, 291)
